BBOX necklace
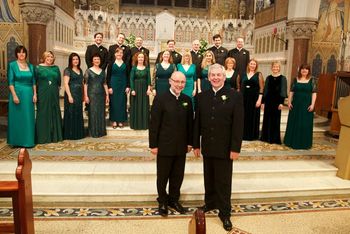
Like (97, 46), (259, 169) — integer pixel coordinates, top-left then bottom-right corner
(17, 61), (29, 70)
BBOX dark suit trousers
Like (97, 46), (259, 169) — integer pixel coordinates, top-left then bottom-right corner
(203, 157), (233, 218)
(157, 155), (186, 204)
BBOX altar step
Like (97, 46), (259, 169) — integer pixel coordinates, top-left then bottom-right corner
(1, 159), (350, 203)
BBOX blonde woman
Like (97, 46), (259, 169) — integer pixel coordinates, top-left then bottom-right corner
(261, 61), (287, 144)
(224, 57), (240, 90)
(177, 51), (196, 103)
(198, 50), (215, 93)
(35, 51), (63, 144)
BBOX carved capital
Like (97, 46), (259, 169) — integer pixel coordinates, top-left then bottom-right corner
(20, 2), (55, 25)
(287, 19), (318, 39)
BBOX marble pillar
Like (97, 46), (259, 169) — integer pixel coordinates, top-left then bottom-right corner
(19, 2), (55, 65)
(286, 19), (317, 79)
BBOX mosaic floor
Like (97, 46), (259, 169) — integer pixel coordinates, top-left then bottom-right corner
(1, 198), (349, 219)
(0, 134), (337, 161)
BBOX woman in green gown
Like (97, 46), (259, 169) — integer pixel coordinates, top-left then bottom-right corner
(35, 51), (63, 144)
(177, 51), (197, 105)
(84, 54), (110, 137)
(106, 48), (129, 128)
(7, 46), (36, 147)
(153, 50), (176, 96)
(198, 50), (215, 93)
(284, 64), (317, 149)
(129, 52), (152, 130)
(63, 53), (85, 140)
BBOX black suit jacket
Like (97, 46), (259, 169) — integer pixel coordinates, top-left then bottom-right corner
(85, 44), (109, 70)
(149, 90), (193, 156)
(156, 50), (182, 65)
(228, 48), (250, 76)
(191, 50), (203, 78)
(108, 44), (132, 73)
(208, 46), (228, 66)
(193, 87), (244, 159)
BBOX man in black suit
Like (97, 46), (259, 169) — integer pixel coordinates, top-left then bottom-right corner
(149, 71), (193, 217)
(156, 40), (182, 65)
(130, 36), (150, 65)
(193, 63), (244, 231)
(191, 39), (203, 79)
(108, 33), (131, 72)
(208, 34), (228, 66)
(85, 32), (109, 70)
(228, 37), (250, 77)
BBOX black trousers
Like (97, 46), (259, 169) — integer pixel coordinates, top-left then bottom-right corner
(203, 157), (233, 218)
(156, 155), (186, 204)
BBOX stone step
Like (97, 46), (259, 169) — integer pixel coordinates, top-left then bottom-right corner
(1, 159), (347, 202)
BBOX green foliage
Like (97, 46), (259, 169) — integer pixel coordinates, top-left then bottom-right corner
(125, 34), (136, 47)
(199, 38), (208, 55)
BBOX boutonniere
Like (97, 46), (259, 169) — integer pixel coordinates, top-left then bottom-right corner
(175, 53), (178, 57)
(221, 50), (224, 53)
(243, 51), (246, 55)
(141, 49), (144, 53)
(221, 95), (229, 103)
(182, 102), (188, 108)
(198, 54), (201, 57)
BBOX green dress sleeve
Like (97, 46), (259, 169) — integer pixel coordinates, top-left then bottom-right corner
(130, 66), (135, 91)
(7, 62), (15, 86)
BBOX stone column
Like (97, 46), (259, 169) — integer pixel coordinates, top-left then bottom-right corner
(286, 19), (318, 79)
(19, 2), (55, 65)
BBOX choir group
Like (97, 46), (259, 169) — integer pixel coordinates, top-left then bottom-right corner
(7, 32), (317, 150)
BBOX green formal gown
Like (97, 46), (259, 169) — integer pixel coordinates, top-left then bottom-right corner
(155, 63), (176, 96)
(35, 65), (63, 144)
(109, 63), (127, 123)
(284, 78), (317, 149)
(177, 64), (196, 104)
(63, 68), (84, 140)
(7, 61), (35, 147)
(84, 69), (107, 138)
(129, 66), (151, 130)
(200, 66), (211, 92)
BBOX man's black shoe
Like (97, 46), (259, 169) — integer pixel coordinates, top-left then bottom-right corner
(169, 201), (186, 214)
(220, 216), (233, 231)
(199, 204), (215, 212)
(158, 204), (168, 217)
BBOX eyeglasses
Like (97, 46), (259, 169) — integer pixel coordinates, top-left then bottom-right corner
(170, 78), (186, 85)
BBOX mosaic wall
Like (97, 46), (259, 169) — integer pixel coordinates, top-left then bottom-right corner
(310, 0), (350, 76)
(0, 0), (25, 100)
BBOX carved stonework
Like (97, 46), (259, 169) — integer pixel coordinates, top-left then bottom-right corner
(287, 20), (318, 39)
(19, 2), (55, 25)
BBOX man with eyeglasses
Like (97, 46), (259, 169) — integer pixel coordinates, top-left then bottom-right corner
(149, 71), (193, 217)
(194, 63), (244, 231)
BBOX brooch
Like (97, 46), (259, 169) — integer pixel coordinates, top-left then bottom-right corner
(182, 102), (188, 107)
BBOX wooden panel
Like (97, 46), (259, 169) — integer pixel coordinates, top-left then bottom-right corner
(255, 7), (275, 28)
(315, 73), (335, 117)
(275, 0), (288, 21)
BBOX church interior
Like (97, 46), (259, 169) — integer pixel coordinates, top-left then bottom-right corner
(1, 0), (350, 233)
